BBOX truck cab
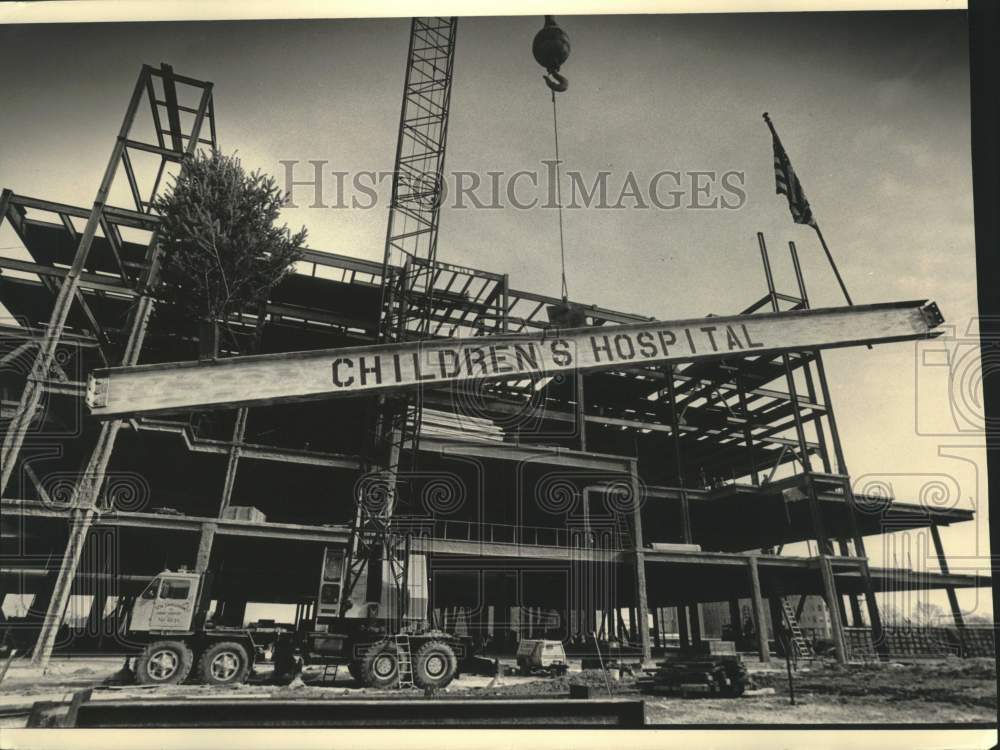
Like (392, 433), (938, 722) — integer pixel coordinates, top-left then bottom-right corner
(130, 570), (203, 633)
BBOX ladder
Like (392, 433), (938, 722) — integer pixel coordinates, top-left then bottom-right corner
(395, 633), (414, 688)
(780, 597), (813, 659)
(321, 664), (340, 684)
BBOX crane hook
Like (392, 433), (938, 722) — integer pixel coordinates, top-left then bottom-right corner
(543, 71), (569, 93)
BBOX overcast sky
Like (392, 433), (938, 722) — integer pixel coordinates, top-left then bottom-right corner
(0, 11), (990, 619)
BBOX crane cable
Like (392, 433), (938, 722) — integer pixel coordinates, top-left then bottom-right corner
(532, 16), (571, 301)
(551, 89), (568, 300)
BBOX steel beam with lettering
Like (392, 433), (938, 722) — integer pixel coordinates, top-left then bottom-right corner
(86, 300), (944, 418)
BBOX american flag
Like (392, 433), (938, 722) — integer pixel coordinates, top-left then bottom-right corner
(771, 129), (816, 228)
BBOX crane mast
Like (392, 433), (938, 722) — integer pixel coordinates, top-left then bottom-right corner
(340, 17), (459, 626)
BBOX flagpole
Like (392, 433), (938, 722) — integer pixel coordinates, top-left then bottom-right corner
(811, 224), (854, 305)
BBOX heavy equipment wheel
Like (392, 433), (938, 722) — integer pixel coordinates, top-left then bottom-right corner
(198, 641), (250, 686)
(413, 640), (457, 690)
(135, 640), (194, 685)
(362, 641), (399, 689)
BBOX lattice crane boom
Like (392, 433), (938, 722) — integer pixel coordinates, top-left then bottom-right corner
(341, 17), (459, 627)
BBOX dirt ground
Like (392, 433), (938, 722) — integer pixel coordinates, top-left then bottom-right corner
(0, 655), (996, 726)
(644, 658), (998, 725)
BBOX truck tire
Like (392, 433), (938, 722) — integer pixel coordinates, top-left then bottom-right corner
(413, 640), (457, 690)
(362, 641), (399, 689)
(135, 640), (194, 685)
(198, 641), (251, 686)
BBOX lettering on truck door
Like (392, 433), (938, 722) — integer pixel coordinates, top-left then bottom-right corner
(150, 576), (197, 631)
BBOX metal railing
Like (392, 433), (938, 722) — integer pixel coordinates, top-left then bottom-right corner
(418, 518), (629, 550)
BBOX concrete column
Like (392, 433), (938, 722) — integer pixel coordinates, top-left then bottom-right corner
(768, 597), (786, 652)
(827, 540), (855, 629)
(835, 539), (864, 626)
(663, 364), (693, 543)
(107, 594), (134, 640)
(676, 605), (690, 650)
(930, 524), (966, 629)
(85, 594), (109, 642)
(615, 608), (623, 640)
(847, 593), (864, 626)
(834, 595), (850, 632)
(860, 567), (887, 658)
(746, 556), (770, 663)
(628, 461), (652, 661)
(819, 557), (847, 664)
(728, 598), (742, 637)
(688, 604), (702, 644)
(194, 522), (217, 572)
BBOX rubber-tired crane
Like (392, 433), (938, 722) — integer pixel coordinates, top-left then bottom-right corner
(90, 18), (946, 690)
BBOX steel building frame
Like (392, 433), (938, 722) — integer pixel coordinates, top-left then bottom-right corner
(0, 63), (989, 670)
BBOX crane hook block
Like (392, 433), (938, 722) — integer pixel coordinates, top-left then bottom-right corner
(533, 15), (570, 90)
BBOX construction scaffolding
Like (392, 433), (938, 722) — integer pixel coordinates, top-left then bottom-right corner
(0, 63), (990, 671)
